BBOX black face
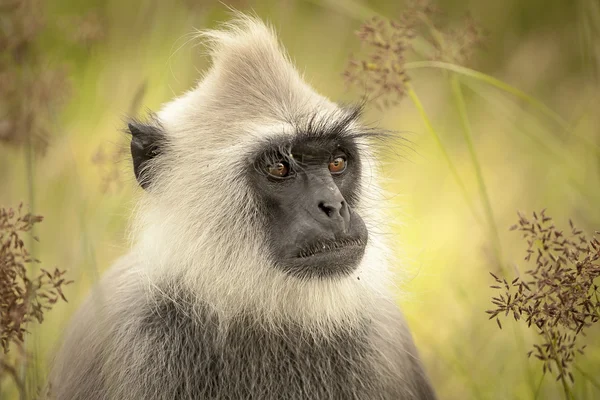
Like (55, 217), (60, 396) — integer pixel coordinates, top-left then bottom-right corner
(249, 133), (369, 280)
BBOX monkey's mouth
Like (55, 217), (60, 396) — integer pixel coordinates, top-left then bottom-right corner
(280, 237), (367, 279)
(295, 238), (366, 259)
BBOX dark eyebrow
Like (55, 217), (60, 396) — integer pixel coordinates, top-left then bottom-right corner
(250, 129), (360, 163)
(248, 102), (392, 163)
(291, 104), (364, 141)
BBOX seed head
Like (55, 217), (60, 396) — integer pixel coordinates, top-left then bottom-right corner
(487, 210), (600, 383)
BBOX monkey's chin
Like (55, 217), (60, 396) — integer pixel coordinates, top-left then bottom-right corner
(279, 245), (366, 280)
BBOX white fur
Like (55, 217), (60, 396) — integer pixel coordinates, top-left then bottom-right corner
(130, 15), (395, 333)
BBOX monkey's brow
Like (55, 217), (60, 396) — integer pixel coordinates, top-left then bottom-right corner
(292, 105), (364, 140)
(254, 132), (358, 159)
(248, 104), (373, 159)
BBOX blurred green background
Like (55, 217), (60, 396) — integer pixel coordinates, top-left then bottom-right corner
(1, 0), (599, 399)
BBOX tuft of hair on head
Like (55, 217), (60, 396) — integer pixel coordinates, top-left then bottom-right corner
(183, 13), (336, 123)
(196, 12), (279, 58)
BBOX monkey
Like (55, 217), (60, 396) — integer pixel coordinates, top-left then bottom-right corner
(48, 15), (437, 400)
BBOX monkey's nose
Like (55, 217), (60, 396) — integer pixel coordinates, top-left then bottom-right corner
(318, 200), (342, 217)
(317, 200), (350, 234)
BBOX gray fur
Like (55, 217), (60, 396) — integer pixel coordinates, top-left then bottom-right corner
(48, 15), (436, 400)
(49, 258), (435, 400)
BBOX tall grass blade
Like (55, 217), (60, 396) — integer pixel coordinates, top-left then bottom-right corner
(405, 60), (600, 156)
(575, 364), (600, 391)
(449, 76), (503, 267)
(406, 84), (481, 224)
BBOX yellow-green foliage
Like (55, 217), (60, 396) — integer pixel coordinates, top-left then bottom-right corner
(1, 0), (599, 399)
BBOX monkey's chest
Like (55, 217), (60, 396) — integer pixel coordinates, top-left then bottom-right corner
(177, 324), (383, 399)
(140, 306), (397, 399)
(224, 339), (372, 396)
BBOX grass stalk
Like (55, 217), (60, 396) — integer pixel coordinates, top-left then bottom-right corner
(510, 324), (537, 399)
(533, 372), (545, 400)
(1, 361), (26, 400)
(404, 61), (600, 156)
(575, 364), (600, 391)
(406, 84), (480, 224)
(545, 332), (575, 400)
(448, 75), (503, 267)
(22, 137), (38, 400)
(419, 15), (505, 271)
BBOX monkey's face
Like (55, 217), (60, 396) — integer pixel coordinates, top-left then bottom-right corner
(249, 132), (369, 279)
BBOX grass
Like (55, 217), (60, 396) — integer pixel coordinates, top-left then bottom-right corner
(403, 60), (600, 155)
(406, 84), (481, 224)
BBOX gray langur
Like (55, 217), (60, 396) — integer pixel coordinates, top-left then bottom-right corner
(48, 15), (437, 400)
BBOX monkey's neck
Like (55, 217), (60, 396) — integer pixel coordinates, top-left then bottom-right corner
(146, 278), (377, 335)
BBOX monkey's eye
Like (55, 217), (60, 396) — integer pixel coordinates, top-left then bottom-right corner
(328, 156), (347, 174)
(267, 161), (291, 178)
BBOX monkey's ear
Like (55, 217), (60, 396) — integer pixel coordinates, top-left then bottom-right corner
(127, 120), (164, 190)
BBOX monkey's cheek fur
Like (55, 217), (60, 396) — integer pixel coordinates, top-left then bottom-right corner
(280, 244), (367, 279)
